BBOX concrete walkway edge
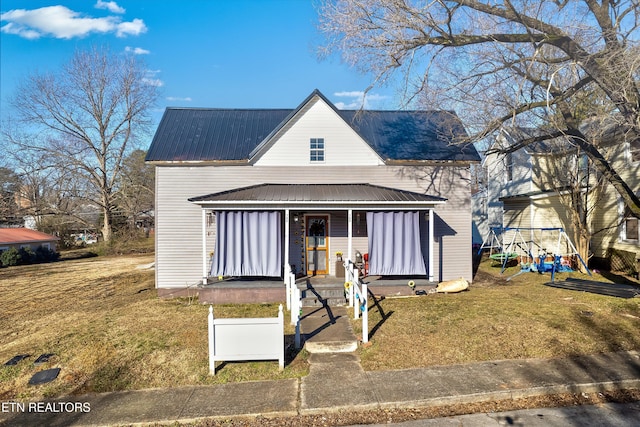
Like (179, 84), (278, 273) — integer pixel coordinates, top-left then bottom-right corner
(1, 351), (639, 426)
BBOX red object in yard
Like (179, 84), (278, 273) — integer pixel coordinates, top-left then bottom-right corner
(363, 253), (369, 276)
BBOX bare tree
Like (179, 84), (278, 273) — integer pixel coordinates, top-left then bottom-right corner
(115, 149), (155, 234)
(8, 46), (158, 242)
(319, 0), (640, 216)
(0, 165), (20, 226)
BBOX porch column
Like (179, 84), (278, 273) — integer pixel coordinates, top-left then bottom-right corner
(347, 209), (353, 262)
(284, 209), (290, 273)
(428, 208), (434, 282)
(202, 209), (208, 285)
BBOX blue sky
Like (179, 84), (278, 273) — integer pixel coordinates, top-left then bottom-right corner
(0, 0), (396, 129)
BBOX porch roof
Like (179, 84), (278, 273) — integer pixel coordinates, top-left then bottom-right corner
(188, 183), (446, 209)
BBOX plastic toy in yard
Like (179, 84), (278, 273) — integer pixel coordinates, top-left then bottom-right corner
(480, 227), (591, 281)
(530, 251), (584, 282)
(435, 277), (469, 293)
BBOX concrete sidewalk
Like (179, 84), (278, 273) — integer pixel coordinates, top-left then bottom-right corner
(2, 351), (639, 426)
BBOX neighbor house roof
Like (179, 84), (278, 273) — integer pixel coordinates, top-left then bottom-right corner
(189, 183), (447, 208)
(0, 228), (59, 245)
(146, 89), (480, 163)
(499, 127), (578, 155)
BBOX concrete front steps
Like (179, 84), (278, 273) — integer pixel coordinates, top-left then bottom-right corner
(299, 282), (347, 307)
(299, 306), (359, 353)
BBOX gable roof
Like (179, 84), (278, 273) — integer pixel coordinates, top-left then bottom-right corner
(498, 127), (578, 155)
(146, 89), (480, 164)
(0, 228), (59, 245)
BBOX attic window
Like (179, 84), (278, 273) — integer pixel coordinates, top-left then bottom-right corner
(310, 138), (325, 162)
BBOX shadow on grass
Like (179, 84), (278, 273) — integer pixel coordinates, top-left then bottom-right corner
(366, 287), (394, 339)
(525, 299), (640, 423)
(597, 270), (640, 287)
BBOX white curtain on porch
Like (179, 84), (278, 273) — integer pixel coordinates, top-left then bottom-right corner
(211, 211), (282, 277)
(366, 211), (427, 275)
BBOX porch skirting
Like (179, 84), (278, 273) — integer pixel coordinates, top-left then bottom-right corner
(157, 286), (286, 304)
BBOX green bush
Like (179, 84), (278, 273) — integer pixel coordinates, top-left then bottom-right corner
(18, 247), (35, 264)
(34, 245), (60, 263)
(0, 245), (60, 267)
(1, 247), (21, 267)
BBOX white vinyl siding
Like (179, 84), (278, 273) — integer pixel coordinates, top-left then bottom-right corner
(154, 164), (473, 288)
(253, 97), (384, 166)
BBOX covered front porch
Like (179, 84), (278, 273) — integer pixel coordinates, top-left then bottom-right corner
(196, 274), (438, 305)
(188, 184), (446, 304)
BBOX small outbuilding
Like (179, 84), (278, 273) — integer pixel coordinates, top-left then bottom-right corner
(0, 228), (60, 254)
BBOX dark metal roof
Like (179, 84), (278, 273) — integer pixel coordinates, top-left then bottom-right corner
(188, 183), (447, 205)
(146, 108), (292, 161)
(337, 110), (477, 161)
(146, 90), (480, 163)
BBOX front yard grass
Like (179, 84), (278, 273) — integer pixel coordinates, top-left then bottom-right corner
(353, 260), (640, 371)
(1, 252), (638, 401)
(0, 254), (306, 401)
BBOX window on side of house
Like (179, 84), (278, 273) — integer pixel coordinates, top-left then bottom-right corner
(310, 138), (325, 162)
(629, 138), (640, 164)
(505, 152), (514, 182)
(622, 204), (639, 243)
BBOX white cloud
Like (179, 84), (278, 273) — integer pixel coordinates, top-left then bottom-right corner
(0, 5), (146, 39)
(142, 78), (164, 87)
(95, 1), (125, 14)
(166, 97), (193, 102)
(1, 22), (41, 39)
(334, 91), (388, 109)
(143, 69), (164, 87)
(116, 18), (146, 37)
(125, 46), (150, 55)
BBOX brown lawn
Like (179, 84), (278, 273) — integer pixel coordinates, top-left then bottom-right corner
(1, 252), (638, 401)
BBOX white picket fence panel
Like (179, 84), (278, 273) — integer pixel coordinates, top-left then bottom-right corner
(208, 304), (284, 375)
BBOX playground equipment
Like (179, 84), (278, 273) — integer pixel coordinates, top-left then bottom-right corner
(478, 227), (591, 281)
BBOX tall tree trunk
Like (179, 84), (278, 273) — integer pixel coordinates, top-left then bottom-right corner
(101, 192), (113, 243)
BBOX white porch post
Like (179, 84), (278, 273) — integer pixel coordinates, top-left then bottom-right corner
(284, 209), (290, 273)
(428, 208), (434, 282)
(202, 209), (208, 285)
(347, 208), (353, 262)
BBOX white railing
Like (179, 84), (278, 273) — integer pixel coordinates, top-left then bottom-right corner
(285, 264), (302, 349)
(344, 260), (369, 344)
(208, 304), (284, 375)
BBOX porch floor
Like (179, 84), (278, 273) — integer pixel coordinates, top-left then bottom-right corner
(202, 274), (434, 288)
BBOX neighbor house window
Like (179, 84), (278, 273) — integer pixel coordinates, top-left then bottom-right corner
(630, 138), (640, 163)
(505, 152), (514, 182)
(310, 138), (325, 162)
(623, 205), (639, 243)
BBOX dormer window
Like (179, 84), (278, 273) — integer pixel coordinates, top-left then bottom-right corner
(310, 138), (325, 162)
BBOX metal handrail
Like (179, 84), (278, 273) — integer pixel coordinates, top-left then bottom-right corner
(343, 259), (368, 343)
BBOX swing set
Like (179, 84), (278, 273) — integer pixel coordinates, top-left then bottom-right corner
(477, 227), (591, 281)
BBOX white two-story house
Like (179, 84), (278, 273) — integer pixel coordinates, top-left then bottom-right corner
(146, 90), (481, 303)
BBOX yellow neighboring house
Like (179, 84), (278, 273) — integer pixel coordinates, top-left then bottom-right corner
(475, 127), (639, 275)
(589, 135), (639, 273)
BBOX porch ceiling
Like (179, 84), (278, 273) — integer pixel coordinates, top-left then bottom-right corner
(188, 183), (446, 210)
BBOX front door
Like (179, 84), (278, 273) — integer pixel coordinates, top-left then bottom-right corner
(306, 215), (329, 275)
